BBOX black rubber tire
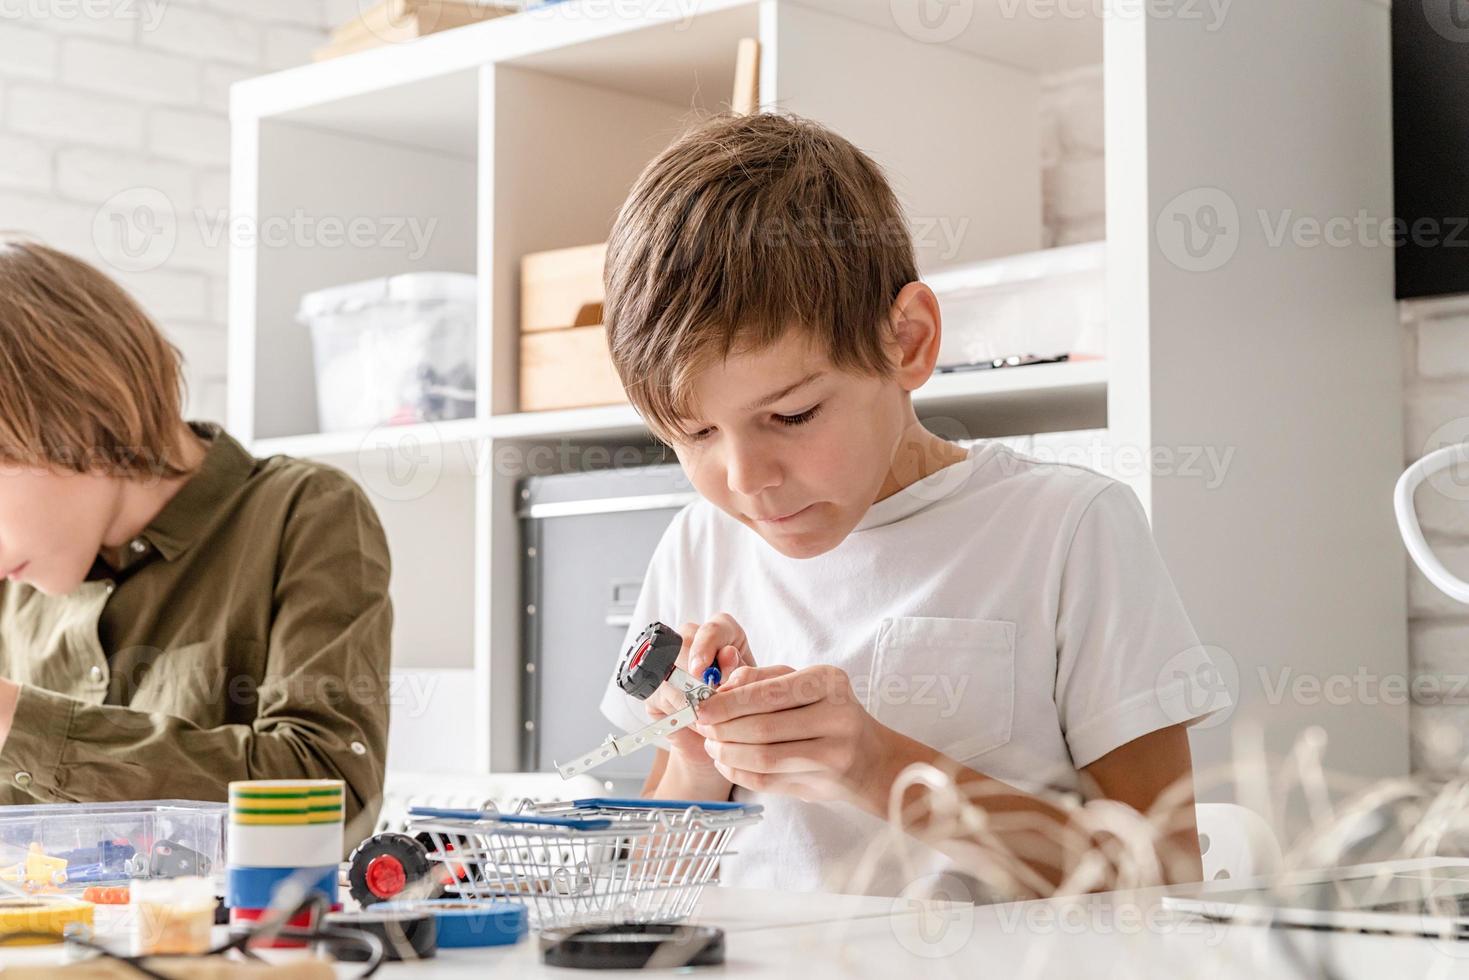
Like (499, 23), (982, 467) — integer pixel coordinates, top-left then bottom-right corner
(346, 832), (438, 907)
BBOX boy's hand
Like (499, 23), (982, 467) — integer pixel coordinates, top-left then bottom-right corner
(693, 663), (886, 803)
(644, 614), (757, 776)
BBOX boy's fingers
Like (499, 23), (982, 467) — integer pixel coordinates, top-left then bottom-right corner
(699, 701), (829, 744)
(704, 737), (827, 774)
(686, 621), (727, 674)
(713, 645), (746, 680)
(720, 664), (794, 691)
(677, 623), (699, 667)
(697, 670), (825, 725)
(687, 613), (751, 675)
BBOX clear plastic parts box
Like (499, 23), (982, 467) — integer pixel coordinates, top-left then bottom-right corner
(0, 800), (226, 892)
(927, 240), (1106, 367)
(297, 272), (477, 433)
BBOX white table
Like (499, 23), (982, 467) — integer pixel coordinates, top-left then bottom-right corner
(8, 872), (1469, 977)
(377, 867), (1469, 979)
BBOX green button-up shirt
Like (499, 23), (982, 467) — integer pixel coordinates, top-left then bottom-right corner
(0, 424), (392, 852)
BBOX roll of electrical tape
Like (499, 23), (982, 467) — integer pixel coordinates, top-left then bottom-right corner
(227, 820), (344, 869)
(229, 779), (345, 827)
(0, 896), (94, 946)
(229, 904), (325, 949)
(324, 909), (436, 962)
(540, 924), (724, 970)
(225, 865), (338, 909)
(378, 899), (527, 948)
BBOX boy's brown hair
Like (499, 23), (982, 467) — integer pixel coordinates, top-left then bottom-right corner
(0, 238), (192, 478)
(604, 112), (918, 440)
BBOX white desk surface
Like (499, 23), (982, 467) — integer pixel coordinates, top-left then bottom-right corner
(372, 879), (1469, 979)
(6, 869), (1469, 977)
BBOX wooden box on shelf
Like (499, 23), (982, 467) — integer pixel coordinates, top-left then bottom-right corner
(315, 0), (515, 62)
(518, 242), (626, 412)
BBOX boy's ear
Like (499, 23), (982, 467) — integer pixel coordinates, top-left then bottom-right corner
(886, 281), (943, 392)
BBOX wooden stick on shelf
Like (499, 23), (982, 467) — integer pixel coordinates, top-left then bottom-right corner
(732, 38), (760, 115)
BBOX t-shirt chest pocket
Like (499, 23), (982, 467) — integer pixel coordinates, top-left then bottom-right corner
(867, 616), (1016, 763)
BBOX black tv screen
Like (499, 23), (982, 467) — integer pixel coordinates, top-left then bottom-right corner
(1394, 2), (1469, 299)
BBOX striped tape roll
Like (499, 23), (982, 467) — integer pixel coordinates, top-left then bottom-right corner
(225, 865), (338, 910)
(229, 780), (345, 826)
(229, 903), (338, 949)
(227, 820), (344, 870)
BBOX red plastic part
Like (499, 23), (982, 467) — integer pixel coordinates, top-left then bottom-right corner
(365, 854), (407, 898)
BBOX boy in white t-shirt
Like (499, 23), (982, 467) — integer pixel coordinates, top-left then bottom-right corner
(596, 113), (1228, 897)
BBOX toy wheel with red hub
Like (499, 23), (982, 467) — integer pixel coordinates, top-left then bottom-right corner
(347, 833), (444, 906)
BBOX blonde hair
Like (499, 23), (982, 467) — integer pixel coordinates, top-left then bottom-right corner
(604, 112), (918, 441)
(0, 238), (193, 478)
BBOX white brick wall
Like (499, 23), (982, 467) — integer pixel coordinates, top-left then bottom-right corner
(1040, 63), (1105, 248)
(1401, 298), (1469, 773)
(0, 1), (333, 422)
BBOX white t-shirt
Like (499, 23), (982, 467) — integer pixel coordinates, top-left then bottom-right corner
(599, 440), (1228, 896)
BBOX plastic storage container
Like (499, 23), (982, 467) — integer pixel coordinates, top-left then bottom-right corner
(297, 272), (477, 433)
(926, 240), (1106, 368)
(0, 800), (226, 892)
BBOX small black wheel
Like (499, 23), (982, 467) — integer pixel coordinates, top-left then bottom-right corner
(347, 832), (441, 906)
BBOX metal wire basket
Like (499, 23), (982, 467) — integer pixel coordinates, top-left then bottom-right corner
(403, 797), (763, 930)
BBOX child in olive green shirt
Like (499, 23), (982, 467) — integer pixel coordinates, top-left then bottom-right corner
(0, 239), (391, 850)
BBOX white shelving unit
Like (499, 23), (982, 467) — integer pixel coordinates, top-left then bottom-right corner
(230, 0), (1406, 786)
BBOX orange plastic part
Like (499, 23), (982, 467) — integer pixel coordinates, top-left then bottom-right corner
(81, 886), (130, 905)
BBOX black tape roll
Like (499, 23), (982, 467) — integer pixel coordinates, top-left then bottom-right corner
(540, 923), (724, 970)
(322, 909), (437, 962)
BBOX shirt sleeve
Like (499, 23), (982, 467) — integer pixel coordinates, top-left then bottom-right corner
(598, 505), (693, 738)
(1054, 481), (1231, 769)
(0, 472), (393, 852)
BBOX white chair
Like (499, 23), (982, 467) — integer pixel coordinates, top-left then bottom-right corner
(1196, 802), (1283, 882)
(374, 770), (607, 835)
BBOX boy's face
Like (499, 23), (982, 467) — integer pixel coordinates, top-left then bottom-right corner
(0, 467), (117, 596)
(669, 329), (917, 560)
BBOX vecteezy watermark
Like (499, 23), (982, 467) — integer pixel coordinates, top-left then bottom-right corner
(91, 186), (439, 275)
(1416, 417), (1469, 504)
(1421, 0), (1469, 44)
(1012, 440), (1236, 491)
(850, 672), (971, 719)
(0, 0), (168, 31)
(1258, 667), (1469, 708)
(889, 873), (978, 959)
(355, 424), (449, 504)
(1156, 644), (1238, 729)
(1258, 211), (1469, 251)
(521, 0), (700, 30)
(891, 0), (975, 44)
(196, 209), (437, 261)
(94, 187), (178, 274)
(354, 430), (670, 503)
(996, 0), (1232, 30)
(993, 893), (1232, 946)
(1158, 186), (1469, 272)
(1156, 187), (1241, 273)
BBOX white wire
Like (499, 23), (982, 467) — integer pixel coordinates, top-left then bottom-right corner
(1395, 443), (1469, 604)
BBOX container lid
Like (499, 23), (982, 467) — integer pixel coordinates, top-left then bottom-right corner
(518, 462), (693, 514)
(297, 272), (477, 323)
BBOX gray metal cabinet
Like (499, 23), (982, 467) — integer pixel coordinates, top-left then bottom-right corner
(519, 463), (697, 781)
